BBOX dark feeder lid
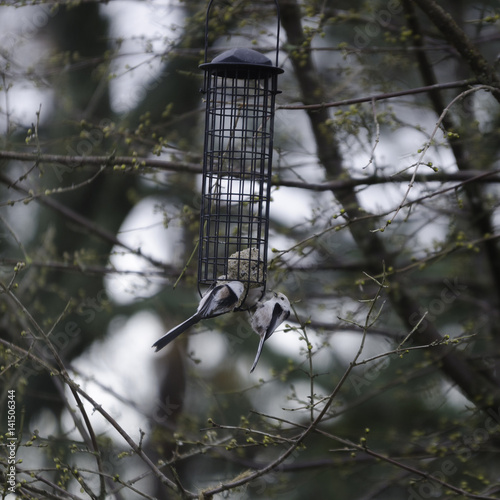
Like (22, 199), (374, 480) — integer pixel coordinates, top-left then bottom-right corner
(200, 47), (284, 78)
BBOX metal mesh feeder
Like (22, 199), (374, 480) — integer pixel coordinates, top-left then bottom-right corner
(197, 2), (283, 304)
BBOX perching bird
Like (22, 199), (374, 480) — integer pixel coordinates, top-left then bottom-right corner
(249, 292), (291, 373)
(152, 280), (245, 352)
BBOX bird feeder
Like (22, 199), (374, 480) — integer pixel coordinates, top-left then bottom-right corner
(197, 0), (283, 303)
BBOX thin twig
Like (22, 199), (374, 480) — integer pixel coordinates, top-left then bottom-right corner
(0, 172), (169, 271)
(1, 284), (189, 497)
(0, 150), (201, 174)
(253, 412), (497, 500)
(373, 85), (497, 231)
(204, 420), (296, 444)
(1, 285), (106, 498)
(277, 79), (475, 110)
(2, 152), (500, 196)
(364, 98), (381, 171)
(201, 270), (388, 497)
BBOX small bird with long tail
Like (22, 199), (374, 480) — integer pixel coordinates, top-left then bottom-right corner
(153, 280), (245, 352)
(249, 292), (291, 372)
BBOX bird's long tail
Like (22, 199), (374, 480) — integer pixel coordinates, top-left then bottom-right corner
(250, 335), (266, 373)
(152, 315), (200, 352)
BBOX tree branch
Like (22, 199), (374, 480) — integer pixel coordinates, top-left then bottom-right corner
(404, 0), (500, 315)
(0, 172), (169, 271)
(0, 306), (188, 497)
(255, 412), (498, 500)
(280, 0), (500, 415)
(3, 150), (500, 192)
(0, 150), (201, 173)
(277, 79), (475, 110)
(411, 0), (500, 101)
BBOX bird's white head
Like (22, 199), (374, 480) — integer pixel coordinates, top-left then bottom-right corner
(273, 292), (291, 310)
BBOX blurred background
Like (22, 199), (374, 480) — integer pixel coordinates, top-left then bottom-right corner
(1, 0), (500, 498)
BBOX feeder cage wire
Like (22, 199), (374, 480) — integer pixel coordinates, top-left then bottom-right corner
(197, 0), (283, 303)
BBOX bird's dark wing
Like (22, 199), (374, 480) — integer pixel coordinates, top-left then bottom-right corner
(198, 284), (239, 318)
(264, 302), (288, 340)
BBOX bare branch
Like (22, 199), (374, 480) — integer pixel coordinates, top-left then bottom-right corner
(412, 0), (500, 101)
(0, 150), (201, 173)
(277, 79), (475, 110)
